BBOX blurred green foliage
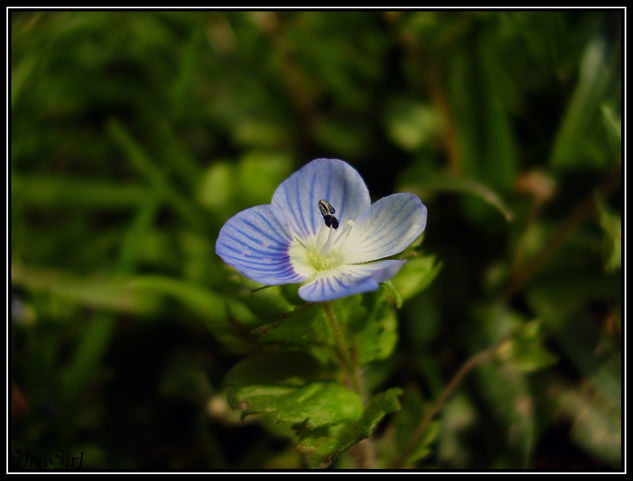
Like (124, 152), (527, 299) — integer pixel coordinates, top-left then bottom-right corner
(10, 10), (621, 470)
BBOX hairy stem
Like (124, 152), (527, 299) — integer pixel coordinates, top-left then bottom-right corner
(323, 302), (357, 392)
(323, 302), (372, 468)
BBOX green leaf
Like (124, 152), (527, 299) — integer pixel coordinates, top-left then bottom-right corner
(391, 255), (442, 301)
(255, 294), (399, 364)
(550, 37), (617, 169)
(235, 284), (296, 323)
(11, 264), (158, 314)
(385, 386), (440, 467)
(297, 388), (402, 467)
(496, 320), (558, 373)
(479, 46), (518, 193)
(225, 352), (363, 429)
(351, 295), (399, 364)
(252, 304), (333, 347)
(381, 280), (403, 309)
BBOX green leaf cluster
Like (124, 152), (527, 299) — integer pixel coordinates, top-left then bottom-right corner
(212, 250), (438, 467)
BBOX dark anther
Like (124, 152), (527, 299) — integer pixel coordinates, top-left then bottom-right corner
(318, 199), (339, 229)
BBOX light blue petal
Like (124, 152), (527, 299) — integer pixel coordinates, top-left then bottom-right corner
(347, 193), (427, 263)
(271, 158), (371, 239)
(298, 260), (406, 302)
(215, 205), (307, 285)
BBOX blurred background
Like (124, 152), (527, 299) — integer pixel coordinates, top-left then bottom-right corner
(10, 10), (622, 470)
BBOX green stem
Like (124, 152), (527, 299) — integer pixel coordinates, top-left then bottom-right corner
(322, 302), (372, 468)
(323, 302), (359, 394)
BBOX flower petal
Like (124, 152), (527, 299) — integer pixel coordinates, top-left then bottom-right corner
(343, 193), (427, 263)
(215, 205), (307, 285)
(271, 158), (371, 240)
(298, 259), (407, 302)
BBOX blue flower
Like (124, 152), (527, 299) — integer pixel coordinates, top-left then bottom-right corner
(215, 158), (427, 302)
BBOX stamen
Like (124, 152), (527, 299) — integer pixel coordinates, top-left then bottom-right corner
(320, 224), (337, 254)
(318, 199), (339, 230)
(332, 219), (355, 249)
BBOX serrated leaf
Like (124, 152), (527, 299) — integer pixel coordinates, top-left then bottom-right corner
(297, 388), (402, 467)
(391, 255), (442, 301)
(225, 352), (362, 429)
(234, 382), (362, 428)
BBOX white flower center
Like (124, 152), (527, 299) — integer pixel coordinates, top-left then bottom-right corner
(288, 220), (356, 279)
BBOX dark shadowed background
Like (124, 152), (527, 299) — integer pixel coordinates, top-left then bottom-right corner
(10, 10), (622, 470)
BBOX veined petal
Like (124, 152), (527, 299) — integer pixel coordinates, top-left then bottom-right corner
(298, 259), (407, 302)
(342, 193), (427, 263)
(215, 205), (307, 285)
(271, 158), (371, 240)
